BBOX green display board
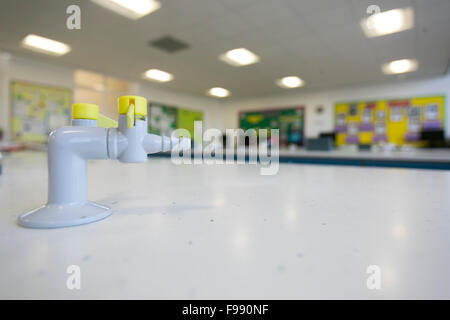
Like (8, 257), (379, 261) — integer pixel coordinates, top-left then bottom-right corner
(148, 102), (203, 138)
(148, 103), (178, 136)
(177, 108), (203, 137)
(239, 107), (305, 146)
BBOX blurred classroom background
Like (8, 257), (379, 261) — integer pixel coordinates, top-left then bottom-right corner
(1, 0), (450, 300)
(0, 0), (450, 168)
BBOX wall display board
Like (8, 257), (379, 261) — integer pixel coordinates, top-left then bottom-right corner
(148, 102), (203, 138)
(177, 108), (203, 137)
(334, 95), (445, 146)
(10, 81), (72, 143)
(148, 103), (178, 136)
(239, 107), (305, 147)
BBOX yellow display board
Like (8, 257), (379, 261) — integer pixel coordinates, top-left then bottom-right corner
(177, 108), (204, 137)
(11, 81), (72, 143)
(335, 95), (445, 146)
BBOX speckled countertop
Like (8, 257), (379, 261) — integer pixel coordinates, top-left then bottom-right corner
(1, 151), (449, 299)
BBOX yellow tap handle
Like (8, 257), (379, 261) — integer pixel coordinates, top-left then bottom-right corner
(126, 104), (135, 129)
(97, 114), (118, 128)
(72, 103), (98, 120)
(72, 103), (118, 128)
(118, 96), (147, 129)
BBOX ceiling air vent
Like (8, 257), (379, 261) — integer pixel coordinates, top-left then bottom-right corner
(149, 36), (189, 53)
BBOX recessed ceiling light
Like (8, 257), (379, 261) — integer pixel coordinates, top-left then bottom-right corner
(207, 87), (230, 98)
(276, 76), (305, 89)
(91, 0), (161, 20)
(143, 69), (173, 82)
(22, 34), (71, 56)
(361, 7), (414, 38)
(219, 48), (260, 66)
(382, 59), (418, 74)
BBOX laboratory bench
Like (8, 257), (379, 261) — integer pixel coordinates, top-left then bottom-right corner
(0, 151), (449, 299)
(153, 147), (450, 170)
(277, 148), (450, 169)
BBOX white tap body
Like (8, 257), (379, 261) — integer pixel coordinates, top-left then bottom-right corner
(18, 115), (188, 228)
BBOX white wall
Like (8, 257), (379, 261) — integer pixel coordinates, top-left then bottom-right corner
(0, 52), (222, 141)
(222, 74), (450, 138)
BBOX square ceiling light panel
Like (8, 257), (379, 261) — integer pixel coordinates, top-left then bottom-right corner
(219, 48), (260, 66)
(382, 59), (418, 74)
(91, 0), (161, 20)
(276, 76), (305, 89)
(22, 34), (71, 56)
(361, 7), (414, 38)
(143, 69), (174, 82)
(207, 87), (230, 98)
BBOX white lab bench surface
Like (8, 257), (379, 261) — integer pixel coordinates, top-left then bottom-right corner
(1, 151), (449, 299)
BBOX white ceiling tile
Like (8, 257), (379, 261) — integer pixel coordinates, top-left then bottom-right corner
(415, 0), (450, 25)
(236, 1), (297, 27)
(216, 0), (261, 11)
(284, 0), (352, 15)
(368, 31), (417, 62)
(0, 0), (448, 98)
(301, 5), (356, 31)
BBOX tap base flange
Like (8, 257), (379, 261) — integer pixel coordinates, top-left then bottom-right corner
(18, 202), (111, 228)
